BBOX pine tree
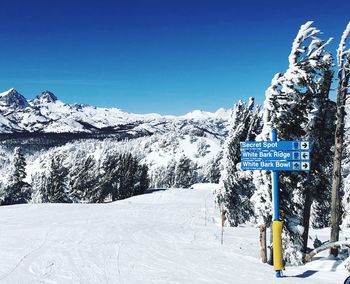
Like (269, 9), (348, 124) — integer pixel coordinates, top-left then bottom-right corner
(117, 153), (139, 200)
(163, 159), (177, 188)
(218, 98), (262, 226)
(305, 65), (335, 230)
(69, 155), (98, 202)
(342, 117), (350, 231)
(134, 164), (150, 195)
(208, 151), (223, 184)
(196, 138), (210, 157)
(98, 151), (149, 202)
(331, 22), (350, 256)
(149, 165), (166, 188)
(1, 147), (32, 205)
(174, 155), (197, 188)
(42, 156), (71, 203)
(252, 21), (334, 264)
(98, 151), (121, 202)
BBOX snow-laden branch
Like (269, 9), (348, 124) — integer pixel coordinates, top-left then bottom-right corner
(289, 21), (317, 67)
(309, 37), (333, 59)
(337, 22), (350, 69)
(304, 240), (350, 262)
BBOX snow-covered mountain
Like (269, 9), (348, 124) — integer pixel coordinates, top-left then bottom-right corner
(0, 88), (230, 140)
(0, 87), (232, 188)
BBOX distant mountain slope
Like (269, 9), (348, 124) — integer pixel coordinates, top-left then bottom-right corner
(0, 88), (235, 189)
(0, 89), (230, 141)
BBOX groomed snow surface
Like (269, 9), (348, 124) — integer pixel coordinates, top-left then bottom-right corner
(0, 184), (348, 283)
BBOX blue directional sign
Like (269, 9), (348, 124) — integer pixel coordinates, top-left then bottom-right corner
(240, 160), (310, 171)
(240, 150), (310, 161)
(240, 141), (310, 151)
(240, 140), (311, 171)
(245, 131), (310, 277)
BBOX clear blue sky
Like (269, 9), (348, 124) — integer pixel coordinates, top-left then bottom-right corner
(0, 0), (349, 114)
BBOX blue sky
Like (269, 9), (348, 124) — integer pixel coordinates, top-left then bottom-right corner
(0, 0), (349, 114)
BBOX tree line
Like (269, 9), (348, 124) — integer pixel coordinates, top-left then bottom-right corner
(217, 21), (350, 265)
(0, 147), (150, 205)
(0, 146), (212, 205)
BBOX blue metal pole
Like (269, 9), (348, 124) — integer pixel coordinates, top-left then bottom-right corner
(271, 129), (283, 278)
(271, 129), (279, 221)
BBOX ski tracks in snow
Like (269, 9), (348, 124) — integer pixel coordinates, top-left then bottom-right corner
(0, 228), (51, 282)
(0, 187), (347, 283)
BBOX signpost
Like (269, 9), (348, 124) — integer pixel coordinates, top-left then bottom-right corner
(240, 141), (310, 151)
(241, 160), (310, 171)
(241, 150), (309, 161)
(240, 129), (311, 278)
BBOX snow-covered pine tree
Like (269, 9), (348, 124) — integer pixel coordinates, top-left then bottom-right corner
(98, 151), (121, 202)
(149, 165), (166, 188)
(0, 181), (4, 200)
(150, 158), (181, 189)
(308, 68), (335, 229)
(97, 151), (148, 202)
(31, 171), (46, 203)
(117, 153), (139, 200)
(174, 155), (197, 188)
(163, 159), (177, 188)
(343, 102), (350, 233)
(217, 98), (262, 226)
(42, 156), (71, 203)
(252, 21), (334, 265)
(69, 155), (98, 202)
(296, 29), (335, 252)
(196, 138), (210, 157)
(1, 147), (32, 205)
(134, 164), (150, 195)
(332, 22), (350, 256)
(208, 151), (223, 184)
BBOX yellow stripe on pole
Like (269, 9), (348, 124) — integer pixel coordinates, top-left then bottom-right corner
(273, 220), (284, 271)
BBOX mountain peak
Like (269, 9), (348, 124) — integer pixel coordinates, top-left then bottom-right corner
(36, 91), (58, 104)
(31, 91), (58, 107)
(0, 88), (17, 97)
(0, 88), (29, 109)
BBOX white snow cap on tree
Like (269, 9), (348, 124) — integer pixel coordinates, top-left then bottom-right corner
(288, 21), (332, 68)
(340, 21), (350, 232)
(252, 21), (334, 265)
(337, 21), (350, 70)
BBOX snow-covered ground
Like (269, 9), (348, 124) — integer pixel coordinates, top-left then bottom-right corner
(0, 184), (348, 283)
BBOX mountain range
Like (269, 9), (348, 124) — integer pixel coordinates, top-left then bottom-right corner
(0, 88), (233, 188)
(0, 88), (230, 143)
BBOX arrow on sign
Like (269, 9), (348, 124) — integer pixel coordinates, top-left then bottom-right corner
(301, 151), (310, 160)
(293, 162), (300, 169)
(301, 141), (309, 150)
(301, 162), (310, 171)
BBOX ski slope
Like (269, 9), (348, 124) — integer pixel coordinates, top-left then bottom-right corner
(0, 184), (348, 283)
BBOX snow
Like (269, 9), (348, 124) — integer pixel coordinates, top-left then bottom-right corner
(0, 88), (230, 134)
(190, 182), (220, 190)
(181, 109), (230, 120)
(337, 21), (350, 67)
(15, 133), (223, 190)
(0, 88), (16, 98)
(0, 184), (347, 283)
(0, 88), (30, 110)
